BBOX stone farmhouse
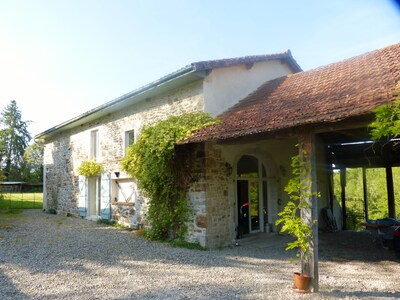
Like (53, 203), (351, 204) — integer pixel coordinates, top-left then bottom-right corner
(36, 43), (400, 249)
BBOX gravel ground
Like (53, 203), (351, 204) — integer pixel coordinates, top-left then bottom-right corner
(0, 210), (399, 300)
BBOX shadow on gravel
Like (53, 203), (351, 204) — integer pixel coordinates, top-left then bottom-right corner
(0, 270), (29, 300)
(0, 210), (290, 275)
(318, 230), (399, 263)
(1, 210), (399, 299)
(113, 284), (248, 300)
(321, 290), (400, 299)
(1, 210), (398, 277)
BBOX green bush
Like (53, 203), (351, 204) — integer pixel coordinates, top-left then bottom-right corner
(78, 160), (103, 177)
(346, 207), (364, 231)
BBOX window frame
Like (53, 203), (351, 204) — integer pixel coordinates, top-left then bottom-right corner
(90, 130), (99, 160)
(125, 129), (135, 150)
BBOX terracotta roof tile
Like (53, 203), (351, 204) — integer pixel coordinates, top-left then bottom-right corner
(183, 43), (400, 143)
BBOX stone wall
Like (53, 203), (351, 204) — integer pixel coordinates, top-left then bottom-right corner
(111, 202), (136, 227)
(204, 142), (232, 249)
(43, 136), (79, 214)
(185, 139), (292, 249)
(43, 80), (204, 224)
(185, 141), (232, 248)
(186, 143), (207, 247)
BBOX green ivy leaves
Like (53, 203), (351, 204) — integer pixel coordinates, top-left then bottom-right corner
(78, 160), (103, 177)
(369, 83), (400, 140)
(121, 112), (219, 240)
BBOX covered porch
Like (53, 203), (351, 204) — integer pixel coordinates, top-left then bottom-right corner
(180, 43), (400, 292)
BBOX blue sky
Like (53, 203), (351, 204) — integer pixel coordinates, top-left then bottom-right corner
(0, 0), (399, 137)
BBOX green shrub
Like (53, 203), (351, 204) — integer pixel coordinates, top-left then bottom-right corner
(78, 160), (103, 177)
(346, 207), (364, 231)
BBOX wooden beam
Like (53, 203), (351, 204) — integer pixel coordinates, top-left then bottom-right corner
(326, 151), (334, 211)
(340, 168), (347, 230)
(362, 168), (369, 222)
(298, 133), (319, 293)
(386, 166), (396, 218)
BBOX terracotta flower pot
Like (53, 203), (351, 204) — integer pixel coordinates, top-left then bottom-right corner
(293, 272), (312, 292)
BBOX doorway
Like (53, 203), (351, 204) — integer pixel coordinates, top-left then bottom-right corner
(237, 180), (260, 235)
(236, 155), (267, 237)
(87, 176), (100, 218)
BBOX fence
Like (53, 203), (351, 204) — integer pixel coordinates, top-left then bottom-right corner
(0, 183), (43, 209)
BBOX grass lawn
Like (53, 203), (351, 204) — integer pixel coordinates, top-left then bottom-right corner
(0, 192), (43, 209)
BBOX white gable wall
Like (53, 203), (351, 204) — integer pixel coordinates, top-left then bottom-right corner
(203, 60), (294, 116)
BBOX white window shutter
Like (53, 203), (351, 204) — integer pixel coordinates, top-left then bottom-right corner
(100, 173), (111, 220)
(78, 175), (87, 217)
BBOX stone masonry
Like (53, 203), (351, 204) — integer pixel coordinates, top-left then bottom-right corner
(185, 141), (232, 248)
(43, 80), (205, 240)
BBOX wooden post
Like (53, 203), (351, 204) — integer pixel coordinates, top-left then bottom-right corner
(340, 168), (347, 230)
(327, 166), (334, 211)
(362, 168), (369, 222)
(298, 133), (319, 293)
(326, 149), (334, 211)
(386, 166), (396, 218)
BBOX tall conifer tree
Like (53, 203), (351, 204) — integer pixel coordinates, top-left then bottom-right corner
(0, 100), (31, 180)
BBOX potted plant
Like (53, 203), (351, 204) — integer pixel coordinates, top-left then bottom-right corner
(275, 153), (318, 292)
(78, 160), (103, 177)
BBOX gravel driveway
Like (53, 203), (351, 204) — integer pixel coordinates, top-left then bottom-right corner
(0, 210), (398, 299)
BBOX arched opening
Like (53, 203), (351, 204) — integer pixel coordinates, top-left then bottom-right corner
(236, 155), (268, 237)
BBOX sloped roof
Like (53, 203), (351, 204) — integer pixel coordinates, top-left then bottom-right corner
(182, 43), (400, 144)
(36, 51), (300, 140)
(190, 50), (301, 72)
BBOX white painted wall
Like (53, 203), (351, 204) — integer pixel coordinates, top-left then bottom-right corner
(215, 138), (298, 238)
(203, 60), (294, 116)
(214, 136), (332, 241)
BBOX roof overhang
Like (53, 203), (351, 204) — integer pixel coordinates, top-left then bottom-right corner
(35, 67), (208, 139)
(36, 51), (300, 140)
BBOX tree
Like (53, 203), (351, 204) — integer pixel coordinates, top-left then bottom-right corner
(22, 140), (44, 183)
(0, 100), (31, 181)
(333, 167), (400, 225)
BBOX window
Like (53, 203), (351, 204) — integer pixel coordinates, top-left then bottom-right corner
(125, 130), (135, 149)
(237, 155), (259, 178)
(90, 130), (99, 160)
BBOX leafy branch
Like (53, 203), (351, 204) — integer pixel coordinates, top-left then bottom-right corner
(369, 81), (400, 141)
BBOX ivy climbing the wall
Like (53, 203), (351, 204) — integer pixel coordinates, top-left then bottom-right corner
(121, 112), (219, 241)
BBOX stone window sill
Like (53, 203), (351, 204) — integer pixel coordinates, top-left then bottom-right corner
(112, 202), (134, 206)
